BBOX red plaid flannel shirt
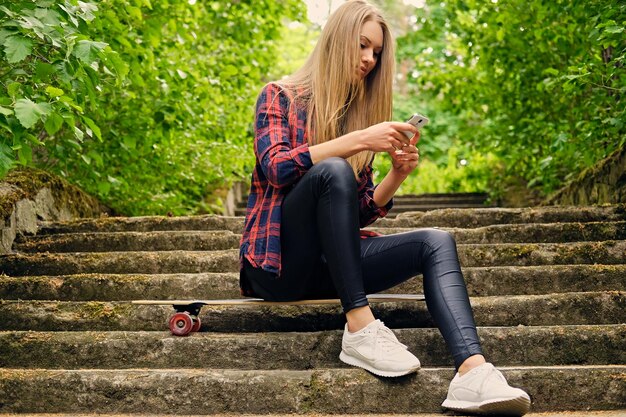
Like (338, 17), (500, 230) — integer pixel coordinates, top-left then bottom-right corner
(239, 82), (393, 280)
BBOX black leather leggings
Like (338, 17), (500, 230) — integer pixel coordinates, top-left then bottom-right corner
(243, 157), (483, 368)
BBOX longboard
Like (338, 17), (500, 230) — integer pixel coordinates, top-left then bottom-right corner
(133, 293), (425, 336)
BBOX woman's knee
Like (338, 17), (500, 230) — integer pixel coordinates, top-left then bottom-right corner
(420, 228), (457, 251)
(311, 157), (356, 190)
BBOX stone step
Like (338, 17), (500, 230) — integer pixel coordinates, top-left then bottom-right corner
(1, 264), (624, 301)
(14, 230), (241, 253)
(18, 221), (626, 253)
(0, 366), (623, 413)
(396, 191), (490, 200)
(393, 194), (490, 204)
(236, 195), (491, 210)
(2, 413), (625, 417)
(2, 240), (625, 276)
(390, 203), (489, 212)
(35, 205), (626, 234)
(0, 249), (240, 276)
(36, 215), (245, 235)
(369, 221), (626, 243)
(1, 325), (622, 369)
(0, 292), (623, 332)
(376, 205), (626, 228)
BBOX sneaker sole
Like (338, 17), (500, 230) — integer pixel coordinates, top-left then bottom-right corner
(442, 395), (531, 416)
(339, 351), (420, 378)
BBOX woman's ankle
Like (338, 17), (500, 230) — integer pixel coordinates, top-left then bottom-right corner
(458, 354), (487, 376)
(345, 305), (375, 332)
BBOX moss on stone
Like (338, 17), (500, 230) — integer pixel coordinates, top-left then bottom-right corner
(0, 166), (112, 222)
(80, 302), (131, 320)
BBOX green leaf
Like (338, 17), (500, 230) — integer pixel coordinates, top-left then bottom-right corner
(3, 35), (33, 63)
(45, 86), (64, 98)
(18, 15), (44, 31)
(604, 25), (624, 34)
(14, 99), (51, 129)
(77, 2), (98, 22)
(7, 82), (22, 98)
(73, 40), (108, 64)
(74, 126), (84, 141)
(0, 106), (13, 116)
(35, 62), (56, 81)
(0, 29), (15, 44)
(24, 133), (44, 146)
(82, 116), (102, 141)
(0, 141), (15, 174)
(0, 6), (16, 18)
(17, 141), (32, 165)
(44, 112), (64, 135)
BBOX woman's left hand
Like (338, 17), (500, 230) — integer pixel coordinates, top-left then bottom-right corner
(389, 131), (420, 177)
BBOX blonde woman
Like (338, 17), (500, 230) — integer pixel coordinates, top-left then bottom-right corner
(239, 1), (530, 415)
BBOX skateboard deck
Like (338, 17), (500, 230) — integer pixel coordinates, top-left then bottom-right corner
(133, 294), (425, 336)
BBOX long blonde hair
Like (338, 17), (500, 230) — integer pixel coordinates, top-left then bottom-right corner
(278, 0), (395, 176)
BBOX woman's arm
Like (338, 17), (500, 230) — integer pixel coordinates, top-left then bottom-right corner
(309, 122), (417, 164)
(373, 168), (408, 207)
(308, 131), (366, 163)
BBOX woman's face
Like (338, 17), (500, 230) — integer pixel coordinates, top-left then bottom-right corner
(358, 20), (383, 79)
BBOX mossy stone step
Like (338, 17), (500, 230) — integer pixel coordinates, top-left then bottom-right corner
(35, 205), (626, 234)
(1, 325), (623, 369)
(377, 205), (626, 228)
(393, 194), (489, 204)
(0, 366), (624, 413)
(1, 264), (624, 301)
(0, 249), (240, 276)
(2, 241), (625, 276)
(2, 413), (624, 417)
(389, 203), (489, 212)
(14, 230), (241, 253)
(0, 292), (623, 332)
(369, 221), (626, 244)
(0, 272), (241, 301)
(16, 221), (626, 253)
(36, 215), (245, 235)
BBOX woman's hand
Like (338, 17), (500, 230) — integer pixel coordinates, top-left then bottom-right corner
(359, 122), (417, 153)
(389, 131), (420, 177)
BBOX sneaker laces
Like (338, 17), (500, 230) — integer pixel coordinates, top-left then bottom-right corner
(373, 321), (408, 353)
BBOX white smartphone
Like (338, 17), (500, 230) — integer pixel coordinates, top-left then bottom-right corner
(404, 113), (429, 138)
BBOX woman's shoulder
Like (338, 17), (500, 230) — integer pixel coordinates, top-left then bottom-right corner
(259, 81), (288, 96)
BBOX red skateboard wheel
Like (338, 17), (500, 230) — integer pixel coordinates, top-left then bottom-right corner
(169, 312), (194, 336)
(191, 317), (201, 333)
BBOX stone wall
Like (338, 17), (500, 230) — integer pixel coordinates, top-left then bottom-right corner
(545, 146), (626, 206)
(0, 167), (112, 253)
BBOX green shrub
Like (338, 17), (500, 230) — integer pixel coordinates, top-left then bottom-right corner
(396, 0), (625, 196)
(1, 0), (304, 215)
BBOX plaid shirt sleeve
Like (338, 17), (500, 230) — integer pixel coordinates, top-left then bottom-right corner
(254, 83), (313, 188)
(357, 163), (393, 228)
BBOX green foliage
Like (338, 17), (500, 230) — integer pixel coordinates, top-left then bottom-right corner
(0, 1), (125, 173)
(375, 145), (502, 195)
(394, 0), (625, 196)
(268, 20), (320, 82)
(1, 0), (305, 215)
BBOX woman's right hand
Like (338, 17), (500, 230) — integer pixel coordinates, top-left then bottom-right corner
(358, 122), (417, 153)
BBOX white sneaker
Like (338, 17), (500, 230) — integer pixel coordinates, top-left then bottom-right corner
(442, 362), (531, 416)
(339, 319), (421, 377)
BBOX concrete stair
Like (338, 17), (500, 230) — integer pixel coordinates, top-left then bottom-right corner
(0, 204), (625, 414)
(235, 192), (494, 217)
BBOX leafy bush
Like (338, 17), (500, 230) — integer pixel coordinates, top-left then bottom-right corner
(394, 0), (625, 196)
(1, 0), (304, 215)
